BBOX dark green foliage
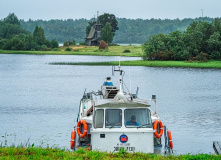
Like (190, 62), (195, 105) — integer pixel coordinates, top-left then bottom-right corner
(20, 18), (88, 43)
(3, 13), (20, 25)
(0, 22), (28, 39)
(65, 47), (72, 51)
(40, 45), (51, 51)
(33, 26), (46, 46)
(20, 16), (215, 44)
(72, 40), (76, 45)
(79, 42), (86, 45)
(123, 49), (131, 53)
(142, 18), (221, 61)
(0, 13), (58, 51)
(63, 40), (76, 46)
(51, 39), (59, 48)
(99, 13), (119, 36)
(101, 22), (114, 45)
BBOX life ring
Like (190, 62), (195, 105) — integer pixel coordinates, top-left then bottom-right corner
(168, 130), (173, 149)
(77, 120), (88, 138)
(153, 120), (163, 138)
(70, 129), (75, 149)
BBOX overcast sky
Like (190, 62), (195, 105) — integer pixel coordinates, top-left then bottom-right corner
(1, 0), (221, 21)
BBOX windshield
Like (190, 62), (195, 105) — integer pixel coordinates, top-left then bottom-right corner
(124, 109), (152, 128)
(94, 109), (104, 128)
(105, 109), (122, 128)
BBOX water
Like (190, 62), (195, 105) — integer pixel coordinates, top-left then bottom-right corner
(0, 54), (220, 154)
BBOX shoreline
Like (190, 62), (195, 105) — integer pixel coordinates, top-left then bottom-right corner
(50, 60), (221, 69)
(1, 48), (221, 69)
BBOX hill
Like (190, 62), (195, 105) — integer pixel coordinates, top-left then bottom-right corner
(20, 17), (215, 44)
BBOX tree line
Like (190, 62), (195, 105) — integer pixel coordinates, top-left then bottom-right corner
(142, 19), (221, 61)
(0, 13), (58, 51)
(19, 16), (215, 44)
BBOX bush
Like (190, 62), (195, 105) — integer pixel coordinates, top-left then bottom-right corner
(65, 47), (72, 51)
(40, 45), (51, 51)
(63, 40), (76, 46)
(196, 52), (209, 62)
(109, 43), (119, 46)
(122, 49), (131, 53)
(53, 48), (60, 51)
(79, 42), (86, 45)
(51, 39), (59, 48)
(99, 40), (108, 50)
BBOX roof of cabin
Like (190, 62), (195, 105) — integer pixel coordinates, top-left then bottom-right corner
(87, 25), (95, 39)
(93, 99), (150, 108)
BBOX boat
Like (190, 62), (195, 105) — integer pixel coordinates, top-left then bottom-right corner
(70, 65), (173, 153)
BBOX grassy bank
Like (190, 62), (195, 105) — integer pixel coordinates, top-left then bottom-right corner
(50, 60), (221, 69)
(0, 147), (220, 160)
(0, 45), (142, 57)
(1, 45), (221, 69)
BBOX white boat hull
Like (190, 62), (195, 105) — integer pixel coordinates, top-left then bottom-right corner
(91, 129), (154, 153)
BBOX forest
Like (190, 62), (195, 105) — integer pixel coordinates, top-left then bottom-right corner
(0, 13), (59, 51)
(142, 19), (221, 61)
(19, 17), (214, 44)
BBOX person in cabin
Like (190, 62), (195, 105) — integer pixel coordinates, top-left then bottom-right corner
(126, 115), (139, 126)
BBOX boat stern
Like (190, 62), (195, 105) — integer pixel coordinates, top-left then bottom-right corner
(91, 129), (154, 153)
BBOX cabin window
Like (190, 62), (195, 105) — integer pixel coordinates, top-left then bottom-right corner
(105, 109), (122, 128)
(94, 109), (104, 128)
(124, 109), (152, 128)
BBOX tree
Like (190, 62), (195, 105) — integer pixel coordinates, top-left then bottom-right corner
(101, 22), (114, 45)
(99, 13), (119, 36)
(51, 39), (59, 48)
(33, 26), (46, 45)
(3, 13), (20, 25)
(207, 32), (221, 59)
(0, 13), (27, 39)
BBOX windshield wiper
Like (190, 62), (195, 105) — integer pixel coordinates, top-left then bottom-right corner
(109, 123), (121, 129)
(137, 123), (150, 128)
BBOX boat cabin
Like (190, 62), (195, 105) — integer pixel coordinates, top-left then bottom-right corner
(90, 101), (154, 153)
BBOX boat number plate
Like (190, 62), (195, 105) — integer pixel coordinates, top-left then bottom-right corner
(114, 147), (135, 151)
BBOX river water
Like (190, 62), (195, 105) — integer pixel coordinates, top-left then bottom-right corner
(0, 54), (220, 154)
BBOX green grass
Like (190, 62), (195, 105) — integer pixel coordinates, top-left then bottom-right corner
(0, 45), (142, 57)
(50, 60), (221, 69)
(0, 147), (220, 160)
(1, 46), (221, 69)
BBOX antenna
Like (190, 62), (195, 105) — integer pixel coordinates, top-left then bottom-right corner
(129, 67), (131, 94)
(119, 56), (121, 67)
(112, 65), (124, 92)
(201, 9), (204, 21)
(136, 87), (139, 96)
